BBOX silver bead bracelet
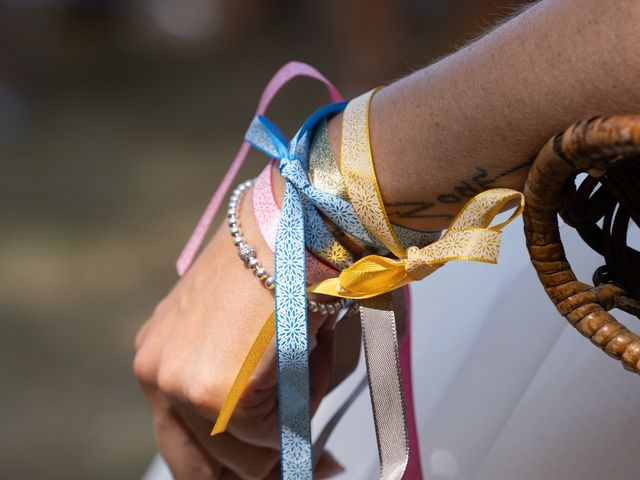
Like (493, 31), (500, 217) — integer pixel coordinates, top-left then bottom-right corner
(228, 180), (348, 315)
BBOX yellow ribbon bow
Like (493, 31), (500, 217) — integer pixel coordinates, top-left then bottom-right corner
(310, 187), (524, 300)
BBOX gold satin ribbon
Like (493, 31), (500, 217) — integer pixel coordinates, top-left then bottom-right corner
(211, 312), (275, 435)
(309, 188), (523, 299)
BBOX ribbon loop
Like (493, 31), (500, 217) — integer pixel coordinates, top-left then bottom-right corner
(245, 115), (290, 160)
(176, 61), (343, 277)
(310, 188), (525, 300)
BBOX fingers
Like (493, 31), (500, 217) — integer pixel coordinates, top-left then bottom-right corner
(143, 388), (223, 480)
(134, 318), (153, 351)
(225, 394), (280, 449)
(177, 403), (280, 480)
(134, 288), (340, 479)
(140, 362), (280, 480)
(224, 309), (334, 448)
(226, 309), (336, 453)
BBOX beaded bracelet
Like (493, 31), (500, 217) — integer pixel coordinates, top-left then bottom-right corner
(228, 179), (347, 315)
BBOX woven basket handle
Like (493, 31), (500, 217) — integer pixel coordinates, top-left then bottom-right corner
(524, 116), (640, 374)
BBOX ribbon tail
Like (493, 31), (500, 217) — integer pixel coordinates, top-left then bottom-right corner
(211, 311), (276, 436)
(245, 115), (290, 159)
(275, 183), (314, 478)
(400, 286), (423, 479)
(360, 294), (409, 480)
(308, 277), (343, 297)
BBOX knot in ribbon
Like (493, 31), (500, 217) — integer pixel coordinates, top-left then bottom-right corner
(246, 113), (389, 251)
(310, 188), (525, 300)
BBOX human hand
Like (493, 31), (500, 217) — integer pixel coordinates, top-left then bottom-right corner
(133, 183), (343, 479)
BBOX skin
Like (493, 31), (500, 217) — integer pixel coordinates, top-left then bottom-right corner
(134, 0), (640, 478)
(328, 0), (640, 231)
(134, 177), (341, 479)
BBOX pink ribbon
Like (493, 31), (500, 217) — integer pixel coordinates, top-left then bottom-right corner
(401, 286), (424, 479)
(176, 61), (342, 276)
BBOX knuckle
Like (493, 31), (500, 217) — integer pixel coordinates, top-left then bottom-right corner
(156, 364), (181, 398)
(186, 381), (220, 415)
(132, 350), (156, 387)
(152, 296), (170, 317)
(146, 298), (170, 328)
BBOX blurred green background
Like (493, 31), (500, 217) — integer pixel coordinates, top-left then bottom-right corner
(0, 1), (518, 478)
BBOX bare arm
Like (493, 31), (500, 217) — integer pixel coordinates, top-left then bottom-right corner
(325, 0), (640, 230)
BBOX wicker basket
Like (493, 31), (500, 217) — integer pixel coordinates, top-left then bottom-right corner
(523, 116), (640, 374)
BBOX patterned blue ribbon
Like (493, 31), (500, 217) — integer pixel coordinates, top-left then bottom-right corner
(246, 108), (386, 250)
(245, 101), (384, 479)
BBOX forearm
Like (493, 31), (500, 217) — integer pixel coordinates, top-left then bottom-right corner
(326, 0), (640, 231)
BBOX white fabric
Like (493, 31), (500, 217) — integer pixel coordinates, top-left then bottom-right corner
(144, 218), (640, 479)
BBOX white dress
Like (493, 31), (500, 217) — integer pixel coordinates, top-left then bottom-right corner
(144, 217), (640, 479)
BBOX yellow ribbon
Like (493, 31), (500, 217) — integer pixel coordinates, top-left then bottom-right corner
(310, 188), (524, 299)
(211, 312), (275, 435)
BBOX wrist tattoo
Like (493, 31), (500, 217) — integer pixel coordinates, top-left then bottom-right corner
(386, 158), (533, 221)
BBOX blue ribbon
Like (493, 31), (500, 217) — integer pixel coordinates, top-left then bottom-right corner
(245, 101), (380, 479)
(246, 109), (386, 250)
